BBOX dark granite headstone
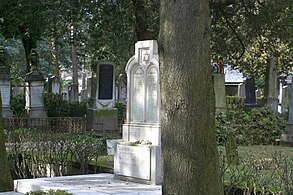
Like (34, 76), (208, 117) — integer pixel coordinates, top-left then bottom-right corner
(98, 64), (114, 99)
(245, 77), (257, 108)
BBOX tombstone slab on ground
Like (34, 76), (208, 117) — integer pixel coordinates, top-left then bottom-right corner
(213, 74), (227, 113)
(281, 77), (293, 146)
(87, 61), (117, 131)
(114, 40), (161, 185)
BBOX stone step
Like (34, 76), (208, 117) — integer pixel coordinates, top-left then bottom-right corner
(14, 173), (162, 195)
(0, 192), (23, 195)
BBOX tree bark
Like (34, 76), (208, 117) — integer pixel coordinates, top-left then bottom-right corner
(0, 93), (13, 191)
(159, 1), (223, 194)
(71, 22), (79, 101)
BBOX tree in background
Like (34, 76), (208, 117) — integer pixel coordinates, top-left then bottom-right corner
(159, 0), (223, 194)
(0, 92), (13, 191)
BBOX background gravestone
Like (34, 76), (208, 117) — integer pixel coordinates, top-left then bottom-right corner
(87, 61), (117, 131)
(0, 46), (13, 117)
(25, 49), (47, 118)
(281, 77), (293, 146)
(245, 77), (257, 108)
(213, 74), (227, 113)
(264, 58), (278, 112)
(114, 40), (161, 185)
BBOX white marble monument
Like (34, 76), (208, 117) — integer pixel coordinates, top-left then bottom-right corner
(114, 40), (161, 185)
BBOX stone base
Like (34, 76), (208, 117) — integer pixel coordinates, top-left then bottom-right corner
(122, 124), (161, 145)
(2, 107), (13, 117)
(27, 107), (47, 118)
(114, 143), (161, 185)
(87, 108), (118, 131)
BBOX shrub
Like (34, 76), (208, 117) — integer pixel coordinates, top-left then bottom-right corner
(26, 190), (73, 195)
(215, 107), (287, 145)
(10, 93), (26, 117)
(44, 93), (87, 117)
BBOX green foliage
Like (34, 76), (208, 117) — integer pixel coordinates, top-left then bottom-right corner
(114, 101), (126, 120)
(10, 93), (26, 117)
(219, 146), (293, 194)
(26, 190), (73, 195)
(6, 128), (107, 179)
(44, 93), (87, 117)
(215, 107), (287, 145)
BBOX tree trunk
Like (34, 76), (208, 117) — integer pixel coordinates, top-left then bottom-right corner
(71, 22), (79, 101)
(159, 1), (223, 194)
(132, 0), (151, 40)
(50, 17), (60, 78)
(0, 93), (13, 191)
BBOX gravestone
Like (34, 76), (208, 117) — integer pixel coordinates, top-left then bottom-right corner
(237, 83), (245, 97)
(281, 77), (293, 146)
(0, 46), (13, 117)
(47, 74), (60, 94)
(87, 62), (117, 131)
(264, 58), (278, 112)
(25, 49), (47, 118)
(114, 40), (161, 185)
(281, 85), (290, 113)
(245, 77), (257, 108)
(213, 74), (227, 113)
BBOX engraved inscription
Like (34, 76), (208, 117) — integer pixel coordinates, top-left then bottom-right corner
(30, 86), (43, 107)
(146, 67), (158, 122)
(116, 145), (151, 180)
(131, 67), (144, 122)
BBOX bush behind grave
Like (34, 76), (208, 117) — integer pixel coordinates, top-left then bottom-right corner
(215, 107), (287, 145)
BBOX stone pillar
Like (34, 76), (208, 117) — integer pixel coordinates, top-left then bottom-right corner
(25, 49), (47, 118)
(0, 74), (13, 117)
(264, 58), (278, 112)
(213, 74), (227, 113)
(281, 77), (293, 146)
(0, 46), (13, 117)
(245, 77), (257, 108)
(25, 73), (47, 118)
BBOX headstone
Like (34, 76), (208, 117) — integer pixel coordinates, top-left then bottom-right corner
(278, 74), (287, 113)
(281, 77), (293, 146)
(245, 77), (257, 108)
(281, 85), (290, 113)
(237, 83), (246, 97)
(80, 71), (86, 101)
(213, 74), (227, 112)
(47, 74), (60, 94)
(264, 58), (278, 112)
(0, 46), (13, 117)
(87, 62), (117, 131)
(114, 40), (161, 185)
(25, 49), (47, 118)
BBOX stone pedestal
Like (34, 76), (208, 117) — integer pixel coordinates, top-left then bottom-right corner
(213, 74), (227, 113)
(0, 74), (13, 117)
(114, 40), (161, 185)
(25, 71), (47, 118)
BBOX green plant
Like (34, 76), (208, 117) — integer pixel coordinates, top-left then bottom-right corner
(216, 107), (287, 145)
(10, 93), (26, 117)
(44, 93), (87, 117)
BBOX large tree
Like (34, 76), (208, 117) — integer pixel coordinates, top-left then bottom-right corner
(159, 1), (223, 194)
(0, 92), (13, 191)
